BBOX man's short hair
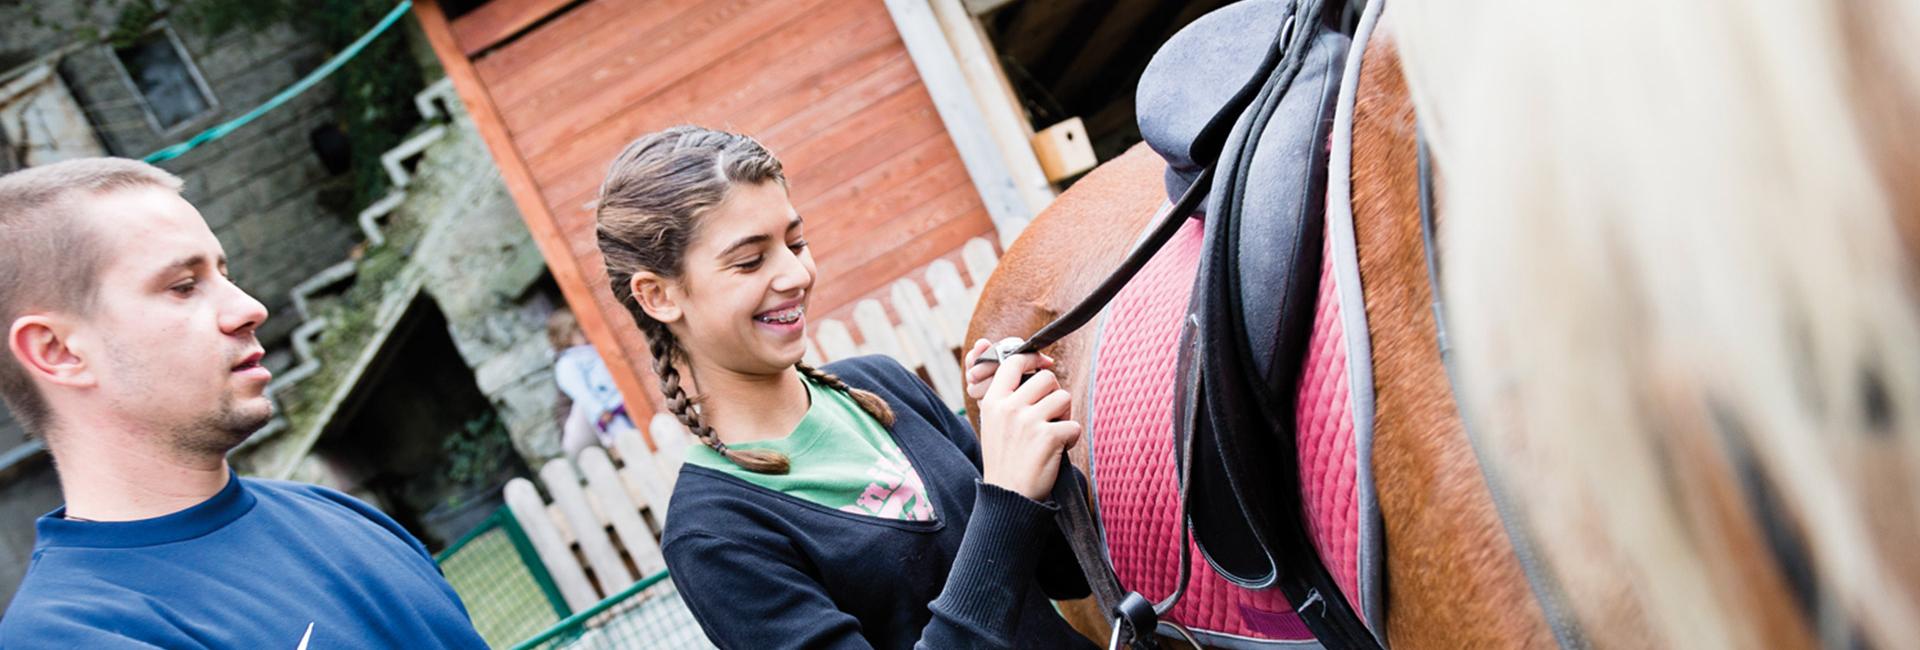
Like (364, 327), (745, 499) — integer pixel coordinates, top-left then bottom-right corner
(0, 158), (183, 435)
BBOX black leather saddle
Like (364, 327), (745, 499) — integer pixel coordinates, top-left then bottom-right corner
(1137, 0), (1377, 646)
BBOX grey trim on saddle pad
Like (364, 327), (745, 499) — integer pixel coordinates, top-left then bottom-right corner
(1176, 625), (1325, 650)
(1326, 0), (1388, 641)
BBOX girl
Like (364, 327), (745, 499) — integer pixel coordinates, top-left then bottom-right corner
(595, 126), (1095, 649)
(547, 307), (637, 458)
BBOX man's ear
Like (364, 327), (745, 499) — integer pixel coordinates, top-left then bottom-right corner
(630, 271), (683, 324)
(9, 315), (93, 389)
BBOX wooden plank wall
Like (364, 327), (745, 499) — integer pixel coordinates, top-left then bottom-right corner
(417, 0), (998, 422)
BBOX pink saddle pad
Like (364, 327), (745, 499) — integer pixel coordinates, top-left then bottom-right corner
(1087, 217), (1368, 645)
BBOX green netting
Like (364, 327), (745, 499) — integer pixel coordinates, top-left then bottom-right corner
(436, 508), (570, 648)
(438, 506), (711, 648)
(512, 571), (714, 650)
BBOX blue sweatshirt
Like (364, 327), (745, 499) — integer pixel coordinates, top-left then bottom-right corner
(662, 356), (1095, 649)
(0, 473), (488, 649)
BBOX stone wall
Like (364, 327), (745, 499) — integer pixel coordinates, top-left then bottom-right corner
(0, 2), (418, 608)
(237, 100), (569, 502)
(1, 3), (364, 347)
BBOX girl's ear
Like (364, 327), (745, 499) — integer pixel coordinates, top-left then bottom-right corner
(631, 271), (683, 324)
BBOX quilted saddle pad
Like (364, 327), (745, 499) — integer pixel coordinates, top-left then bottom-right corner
(1085, 209), (1381, 647)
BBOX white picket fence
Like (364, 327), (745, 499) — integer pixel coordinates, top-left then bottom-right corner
(806, 236), (1000, 411)
(501, 237), (1000, 607)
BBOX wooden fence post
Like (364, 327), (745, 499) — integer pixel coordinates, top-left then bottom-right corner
(503, 477), (598, 611)
(577, 447), (667, 576)
(538, 460), (635, 596)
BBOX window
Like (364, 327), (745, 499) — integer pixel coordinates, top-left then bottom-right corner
(112, 25), (216, 133)
(0, 129), (18, 174)
(0, 64), (109, 166)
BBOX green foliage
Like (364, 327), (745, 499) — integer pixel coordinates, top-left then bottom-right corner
(20, 0), (160, 48)
(28, 0), (427, 209)
(176, 0), (426, 209)
(442, 410), (514, 499)
(105, 0), (161, 49)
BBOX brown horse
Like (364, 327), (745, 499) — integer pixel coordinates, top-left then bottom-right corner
(967, 0), (1920, 647)
(967, 14), (1549, 647)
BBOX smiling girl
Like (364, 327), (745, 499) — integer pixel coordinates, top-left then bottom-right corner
(595, 127), (1094, 648)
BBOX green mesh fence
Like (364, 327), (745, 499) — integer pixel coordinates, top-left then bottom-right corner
(512, 571), (714, 650)
(435, 507), (570, 648)
(438, 506), (712, 648)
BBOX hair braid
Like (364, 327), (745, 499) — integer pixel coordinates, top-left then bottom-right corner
(645, 325), (790, 474)
(595, 126), (792, 475)
(796, 363), (896, 427)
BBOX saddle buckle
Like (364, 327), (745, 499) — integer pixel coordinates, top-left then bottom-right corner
(985, 337), (1026, 366)
(1108, 591), (1160, 650)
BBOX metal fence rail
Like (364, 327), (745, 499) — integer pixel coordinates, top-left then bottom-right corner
(439, 506), (711, 648)
(511, 570), (713, 650)
(435, 507), (571, 648)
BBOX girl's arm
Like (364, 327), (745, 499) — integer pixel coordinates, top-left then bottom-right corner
(666, 484), (1066, 650)
(670, 354), (1090, 649)
(959, 341), (1092, 600)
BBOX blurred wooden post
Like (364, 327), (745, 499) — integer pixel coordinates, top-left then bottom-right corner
(577, 447), (667, 575)
(539, 460), (634, 596)
(503, 477), (597, 611)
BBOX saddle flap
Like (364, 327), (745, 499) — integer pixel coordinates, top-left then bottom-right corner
(1181, 2), (1351, 604)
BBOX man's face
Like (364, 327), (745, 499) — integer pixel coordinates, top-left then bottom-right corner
(68, 186), (272, 453)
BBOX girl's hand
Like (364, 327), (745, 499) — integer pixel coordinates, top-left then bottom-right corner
(964, 338), (1055, 401)
(972, 348), (1080, 501)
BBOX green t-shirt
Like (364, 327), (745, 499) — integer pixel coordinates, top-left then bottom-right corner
(687, 375), (937, 522)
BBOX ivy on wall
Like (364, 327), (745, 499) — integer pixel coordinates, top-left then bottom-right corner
(177, 0), (425, 209)
(25, 0), (426, 209)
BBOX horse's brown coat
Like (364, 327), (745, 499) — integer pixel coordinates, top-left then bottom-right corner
(1345, 22), (1553, 649)
(964, 16), (1556, 649)
(964, 143), (1169, 645)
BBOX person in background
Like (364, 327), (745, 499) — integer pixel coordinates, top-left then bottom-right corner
(549, 307), (641, 458)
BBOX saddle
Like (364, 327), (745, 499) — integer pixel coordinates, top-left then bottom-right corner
(1001, 1), (1388, 647)
(1137, 0), (1379, 646)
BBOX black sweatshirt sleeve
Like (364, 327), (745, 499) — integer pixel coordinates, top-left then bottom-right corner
(887, 356), (1094, 602)
(666, 483), (1065, 650)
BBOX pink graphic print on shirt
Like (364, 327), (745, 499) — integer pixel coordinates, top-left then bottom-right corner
(840, 440), (935, 521)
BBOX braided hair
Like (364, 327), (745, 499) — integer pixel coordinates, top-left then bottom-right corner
(596, 126), (891, 474)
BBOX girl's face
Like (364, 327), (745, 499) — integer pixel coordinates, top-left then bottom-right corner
(649, 180), (815, 377)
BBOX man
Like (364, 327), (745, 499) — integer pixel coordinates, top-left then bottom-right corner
(0, 158), (487, 648)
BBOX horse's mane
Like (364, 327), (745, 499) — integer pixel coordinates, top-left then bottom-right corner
(1393, 0), (1920, 646)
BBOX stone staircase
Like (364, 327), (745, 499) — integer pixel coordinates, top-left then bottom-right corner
(240, 77), (460, 446)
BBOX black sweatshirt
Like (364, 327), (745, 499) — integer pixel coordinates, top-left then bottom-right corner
(661, 355), (1095, 649)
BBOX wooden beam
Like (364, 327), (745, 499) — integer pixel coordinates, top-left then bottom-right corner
(884, 0), (1034, 246)
(998, 0), (1084, 66)
(961, 0), (1019, 17)
(1047, 0), (1160, 104)
(449, 0), (577, 57)
(414, 0), (659, 449)
(928, 0), (1054, 216)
